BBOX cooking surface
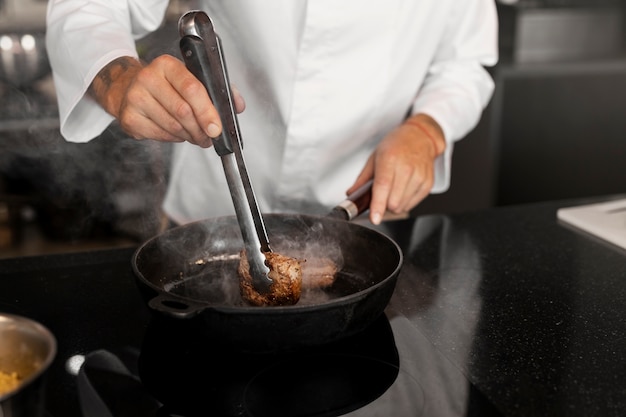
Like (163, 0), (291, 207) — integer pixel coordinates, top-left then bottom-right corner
(0, 197), (625, 416)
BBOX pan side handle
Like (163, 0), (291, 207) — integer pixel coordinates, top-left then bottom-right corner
(148, 295), (206, 319)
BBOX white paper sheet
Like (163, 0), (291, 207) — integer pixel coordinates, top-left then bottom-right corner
(557, 198), (626, 250)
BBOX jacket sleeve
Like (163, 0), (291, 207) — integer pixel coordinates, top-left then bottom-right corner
(412, 0), (498, 193)
(45, 0), (168, 143)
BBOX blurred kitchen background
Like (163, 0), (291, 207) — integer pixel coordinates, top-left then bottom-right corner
(1, 0), (625, 258)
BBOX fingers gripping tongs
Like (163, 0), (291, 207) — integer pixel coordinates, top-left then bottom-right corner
(179, 11), (273, 292)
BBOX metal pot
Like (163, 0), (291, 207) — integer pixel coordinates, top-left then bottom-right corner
(132, 213), (402, 352)
(0, 31), (50, 87)
(0, 314), (56, 417)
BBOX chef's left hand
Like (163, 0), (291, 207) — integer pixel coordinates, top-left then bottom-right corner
(347, 113), (445, 225)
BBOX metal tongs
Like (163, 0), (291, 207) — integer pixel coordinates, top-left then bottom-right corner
(179, 11), (273, 292)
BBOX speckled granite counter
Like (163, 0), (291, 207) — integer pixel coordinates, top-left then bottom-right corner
(0, 196), (624, 416)
(381, 195), (626, 417)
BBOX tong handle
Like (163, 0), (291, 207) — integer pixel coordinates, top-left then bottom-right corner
(178, 11), (273, 292)
(179, 22), (238, 155)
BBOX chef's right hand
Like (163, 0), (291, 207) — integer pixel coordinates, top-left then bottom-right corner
(89, 55), (245, 148)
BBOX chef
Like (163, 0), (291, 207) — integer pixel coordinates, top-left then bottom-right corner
(45, 0), (498, 225)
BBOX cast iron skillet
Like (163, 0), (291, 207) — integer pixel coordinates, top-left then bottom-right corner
(133, 11), (402, 352)
(132, 210), (402, 352)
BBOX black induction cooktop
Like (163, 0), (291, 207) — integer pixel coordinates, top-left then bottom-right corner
(74, 311), (496, 417)
(80, 315), (402, 417)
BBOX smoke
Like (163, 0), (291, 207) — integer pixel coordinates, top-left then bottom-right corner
(0, 18), (185, 245)
(139, 215), (348, 308)
(0, 107), (171, 241)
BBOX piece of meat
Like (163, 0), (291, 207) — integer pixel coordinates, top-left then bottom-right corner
(301, 257), (338, 289)
(238, 250), (302, 306)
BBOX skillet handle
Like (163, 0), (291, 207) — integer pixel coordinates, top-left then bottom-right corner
(328, 180), (373, 221)
(148, 295), (206, 319)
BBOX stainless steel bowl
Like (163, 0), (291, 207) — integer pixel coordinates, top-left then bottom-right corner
(0, 32), (50, 87)
(0, 314), (56, 417)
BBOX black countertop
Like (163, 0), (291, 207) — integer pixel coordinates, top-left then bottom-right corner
(0, 197), (625, 416)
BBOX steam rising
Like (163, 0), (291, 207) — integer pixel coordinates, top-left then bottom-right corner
(150, 215), (349, 307)
(0, 112), (170, 241)
(0, 19), (180, 243)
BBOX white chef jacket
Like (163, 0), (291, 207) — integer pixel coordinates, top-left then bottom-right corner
(46, 0), (498, 224)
